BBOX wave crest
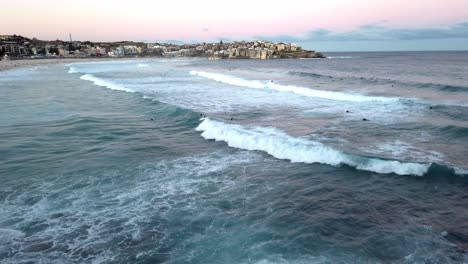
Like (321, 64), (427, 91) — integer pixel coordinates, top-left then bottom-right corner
(196, 118), (430, 176)
(190, 70), (396, 102)
(80, 74), (135, 93)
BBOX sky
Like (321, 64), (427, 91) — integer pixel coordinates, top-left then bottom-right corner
(1, 0), (468, 51)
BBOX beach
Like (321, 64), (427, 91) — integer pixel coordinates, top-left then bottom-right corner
(0, 58), (112, 72)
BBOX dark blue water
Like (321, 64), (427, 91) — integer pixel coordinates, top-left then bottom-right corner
(1, 52), (468, 263)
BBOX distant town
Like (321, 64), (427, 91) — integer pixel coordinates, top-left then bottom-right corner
(0, 35), (325, 60)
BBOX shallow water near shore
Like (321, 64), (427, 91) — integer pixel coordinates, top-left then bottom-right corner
(1, 52), (468, 263)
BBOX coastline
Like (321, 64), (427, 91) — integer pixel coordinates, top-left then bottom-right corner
(0, 58), (116, 72)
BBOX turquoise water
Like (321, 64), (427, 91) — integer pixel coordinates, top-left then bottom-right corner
(1, 53), (468, 263)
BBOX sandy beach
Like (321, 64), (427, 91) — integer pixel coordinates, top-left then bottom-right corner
(0, 58), (111, 72)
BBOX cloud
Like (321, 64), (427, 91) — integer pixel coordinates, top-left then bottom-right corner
(255, 22), (468, 42)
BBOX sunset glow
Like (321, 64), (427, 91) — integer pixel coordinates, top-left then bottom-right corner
(2, 0), (467, 43)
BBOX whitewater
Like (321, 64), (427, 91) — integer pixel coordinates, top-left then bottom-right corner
(196, 118), (430, 176)
(190, 70), (398, 102)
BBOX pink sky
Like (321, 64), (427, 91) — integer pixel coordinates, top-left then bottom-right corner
(1, 0), (467, 41)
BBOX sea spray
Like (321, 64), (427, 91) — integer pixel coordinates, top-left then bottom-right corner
(196, 118), (430, 176)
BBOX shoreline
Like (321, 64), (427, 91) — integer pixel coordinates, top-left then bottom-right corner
(0, 58), (123, 72)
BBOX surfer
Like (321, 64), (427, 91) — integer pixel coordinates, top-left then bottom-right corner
(362, 118), (368, 121)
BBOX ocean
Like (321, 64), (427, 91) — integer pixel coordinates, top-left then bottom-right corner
(1, 52), (467, 263)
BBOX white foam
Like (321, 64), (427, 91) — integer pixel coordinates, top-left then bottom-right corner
(190, 70), (396, 102)
(191, 70), (264, 89)
(80, 74), (135, 93)
(454, 167), (468, 176)
(68, 66), (78, 73)
(374, 140), (444, 162)
(196, 118), (430, 176)
(137, 63), (149, 68)
(266, 82), (394, 102)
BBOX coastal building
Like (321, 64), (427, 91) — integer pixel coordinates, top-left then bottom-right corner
(96, 47), (106, 56)
(58, 48), (68, 56)
(115, 46), (125, 56)
(291, 43), (299, 52)
(123, 45), (138, 55)
(276, 43), (286, 51)
(87, 47), (96, 56)
(2, 44), (27, 56)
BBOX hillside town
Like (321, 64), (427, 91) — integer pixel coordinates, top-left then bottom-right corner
(0, 35), (325, 60)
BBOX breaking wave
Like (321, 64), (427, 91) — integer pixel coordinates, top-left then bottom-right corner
(196, 119), (468, 177)
(80, 74), (135, 93)
(190, 70), (396, 102)
(196, 118), (430, 176)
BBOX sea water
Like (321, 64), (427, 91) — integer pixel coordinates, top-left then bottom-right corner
(1, 52), (468, 263)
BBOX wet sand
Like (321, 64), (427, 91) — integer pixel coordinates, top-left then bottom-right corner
(0, 58), (111, 72)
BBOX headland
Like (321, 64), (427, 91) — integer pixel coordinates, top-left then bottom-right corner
(1, 35), (325, 63)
